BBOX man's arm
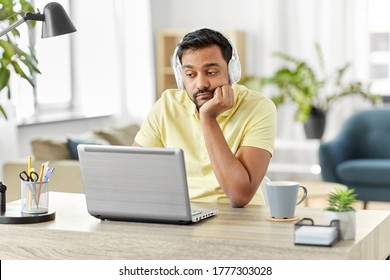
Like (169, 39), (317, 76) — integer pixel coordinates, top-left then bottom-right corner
(200, 85), (272, 207)
(133, 141), (142, 147)
(201, 116), (271, 207)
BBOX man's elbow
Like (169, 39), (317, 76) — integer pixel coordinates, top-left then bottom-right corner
(132, 141), (142, 147)
(229, 195), (252, 208)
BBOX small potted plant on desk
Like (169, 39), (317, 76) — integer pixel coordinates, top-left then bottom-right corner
(324, 187), (357, 240)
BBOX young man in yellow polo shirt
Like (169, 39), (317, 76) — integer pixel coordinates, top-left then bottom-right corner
(134, 28), (276, 207)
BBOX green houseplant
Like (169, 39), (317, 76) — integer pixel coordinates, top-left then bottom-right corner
(0, 0), (40, 119)
(325, 187), (357, 212)
(324, 186), (357, 240)
(241, 43), (382, 138)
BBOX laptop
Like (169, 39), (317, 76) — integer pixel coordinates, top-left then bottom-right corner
(77, 144), (218, 224)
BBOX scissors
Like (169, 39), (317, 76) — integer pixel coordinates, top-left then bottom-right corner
(19, 170), (39, 182)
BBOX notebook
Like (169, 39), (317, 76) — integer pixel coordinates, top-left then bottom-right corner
(77, 144), (218, 224)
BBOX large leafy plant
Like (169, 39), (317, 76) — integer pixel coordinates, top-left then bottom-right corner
(0, 0), (40, 119)
(241, 43), (382, 122)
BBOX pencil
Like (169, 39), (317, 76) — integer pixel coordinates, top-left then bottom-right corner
(27, 167), (36, 209)
(28, 156), (32, 176)
(37, 163), (45, 206)
(39, 163), (45, 182)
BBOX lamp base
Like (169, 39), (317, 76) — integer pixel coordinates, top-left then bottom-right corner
(0, 203), (55, 224)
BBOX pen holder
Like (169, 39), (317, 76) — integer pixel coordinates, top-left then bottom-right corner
(21, 180), (49, 214)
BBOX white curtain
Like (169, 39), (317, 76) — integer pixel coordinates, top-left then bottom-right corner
(0, 98), (19, 179)
(112, 0), (156, 125)
(71, 0), (155, 124)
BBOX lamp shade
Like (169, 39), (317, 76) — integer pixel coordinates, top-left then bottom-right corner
(41, 2), (76, 38)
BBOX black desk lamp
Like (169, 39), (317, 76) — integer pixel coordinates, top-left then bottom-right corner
(0, 2), (76, 38)
(0, 2), (75, 224)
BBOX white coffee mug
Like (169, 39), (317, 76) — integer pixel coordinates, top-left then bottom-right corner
(266, 181), (308, 219)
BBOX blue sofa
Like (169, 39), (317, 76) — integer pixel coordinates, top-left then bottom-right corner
(319, 108), (390, 207)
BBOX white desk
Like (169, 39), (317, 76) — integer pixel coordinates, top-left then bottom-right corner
(0, 192), (389, 259)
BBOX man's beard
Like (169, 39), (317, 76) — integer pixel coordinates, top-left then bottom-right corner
(192, 88), (215, 108)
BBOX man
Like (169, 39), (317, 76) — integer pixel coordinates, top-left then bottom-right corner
(134, 28), (276, 207)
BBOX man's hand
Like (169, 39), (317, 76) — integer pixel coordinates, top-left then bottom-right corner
(199, 85), (234, 119)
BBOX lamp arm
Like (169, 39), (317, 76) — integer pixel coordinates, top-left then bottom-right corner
(0, 17), (27, 37)
(0, 11), (45, 38)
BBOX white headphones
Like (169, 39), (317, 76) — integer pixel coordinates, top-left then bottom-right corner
(171, 34), (241, 90)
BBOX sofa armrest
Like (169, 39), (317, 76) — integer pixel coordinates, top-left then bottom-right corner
(319, 137), (353, 183)
(2, 159), (84, 203)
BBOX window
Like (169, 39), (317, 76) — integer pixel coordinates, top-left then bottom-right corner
(34, 0), (73, 110)
(12, 0), (73, 121)
(368, 0), (390, 97)
(10, 0), (154, 123)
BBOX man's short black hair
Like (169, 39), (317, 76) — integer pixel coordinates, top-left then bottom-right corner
(176, 28), (232, 64)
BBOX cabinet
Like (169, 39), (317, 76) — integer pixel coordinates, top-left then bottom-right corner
(156, 29), (246, 98)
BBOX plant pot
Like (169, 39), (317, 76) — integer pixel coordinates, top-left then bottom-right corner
(324, 210), (356, 240)
(304, 107), (326, 139)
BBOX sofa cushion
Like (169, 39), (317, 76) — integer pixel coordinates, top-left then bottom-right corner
(94, 124), (139, 146)
(337, 159), (390, 185)
(30, 123), (140, 161)
(31, 138), (72, 161)
(67, 138), (103, 160)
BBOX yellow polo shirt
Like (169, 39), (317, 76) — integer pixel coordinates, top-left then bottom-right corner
(134, 84), (276, 205)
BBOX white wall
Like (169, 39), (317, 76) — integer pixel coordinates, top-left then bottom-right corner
(150, 0), (267, 75)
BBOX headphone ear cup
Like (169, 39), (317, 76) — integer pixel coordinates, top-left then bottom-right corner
(228, 57), (241, 84)
(174, 64), (185, 90)
(172, 47), (185, 90)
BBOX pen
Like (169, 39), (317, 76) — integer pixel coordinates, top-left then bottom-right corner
(43, 167), (55, 182)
